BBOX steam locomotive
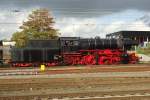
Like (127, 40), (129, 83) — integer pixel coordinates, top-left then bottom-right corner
(11, 37), (139, 67)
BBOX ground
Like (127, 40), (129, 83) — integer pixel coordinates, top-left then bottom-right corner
(0, 64), (150, 100)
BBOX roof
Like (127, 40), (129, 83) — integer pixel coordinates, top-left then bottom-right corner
(106, 31), (150, 37)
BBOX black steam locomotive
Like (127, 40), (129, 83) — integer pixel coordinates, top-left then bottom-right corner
(11, 37), (139, 67)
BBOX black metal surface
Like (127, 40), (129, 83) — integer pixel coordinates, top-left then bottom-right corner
(23, 49), (42, 62)
(0, 41), (2, 46)
(123, 38), (138, 49)
(0, 50), (2, 60)
(27, 39), (59, 49)
(11, 48), (59, 62)
(11, 48), (23, 62)
(79, 38), (120, 50)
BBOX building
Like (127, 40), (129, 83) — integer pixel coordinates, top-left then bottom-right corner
(106, 31), (150, 46)
(0, 41), (16, 64)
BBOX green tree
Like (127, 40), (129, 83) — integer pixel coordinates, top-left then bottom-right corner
(11, 8), (59, 47)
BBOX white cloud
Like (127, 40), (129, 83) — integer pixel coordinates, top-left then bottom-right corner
(55, 17), (103, 37)
(55, 10), (150, 38)
(126, 21), (150, 31)
(101, 21), (125, 34)
(101, 19), (150, 34)
(0, 10), (30, 40)
(0, 9), (150, 40)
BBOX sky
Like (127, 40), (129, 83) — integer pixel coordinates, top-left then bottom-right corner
(0, 0), (150, 40)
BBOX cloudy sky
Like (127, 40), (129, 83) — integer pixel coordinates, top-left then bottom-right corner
(0, 0), (150, 40)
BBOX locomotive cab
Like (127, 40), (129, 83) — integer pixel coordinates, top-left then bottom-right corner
(59, 37), (80, 53)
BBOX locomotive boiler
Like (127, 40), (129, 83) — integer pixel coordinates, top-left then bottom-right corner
(11, 37), (139, 67)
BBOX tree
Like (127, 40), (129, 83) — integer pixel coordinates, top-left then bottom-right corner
(11, 8), (59, 47)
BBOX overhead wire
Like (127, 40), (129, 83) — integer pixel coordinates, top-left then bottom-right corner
(0, 9), (147, 26)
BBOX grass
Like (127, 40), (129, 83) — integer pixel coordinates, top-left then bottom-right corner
(136, 43), (150, 55)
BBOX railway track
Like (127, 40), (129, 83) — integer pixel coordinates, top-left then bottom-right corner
(1, 90), (150, 100)
(0, 64), (150, 100)
(0, 69), (39, 76)
(0, 64), (150, 76)
(0, 71), (38, 76)
(1, 76), (150, 99)
(0, 63), (150, 70)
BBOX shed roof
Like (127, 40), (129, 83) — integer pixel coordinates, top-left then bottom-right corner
(106, 31), (150, 37)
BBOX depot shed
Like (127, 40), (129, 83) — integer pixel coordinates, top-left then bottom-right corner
(106, 31), (150, 45)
